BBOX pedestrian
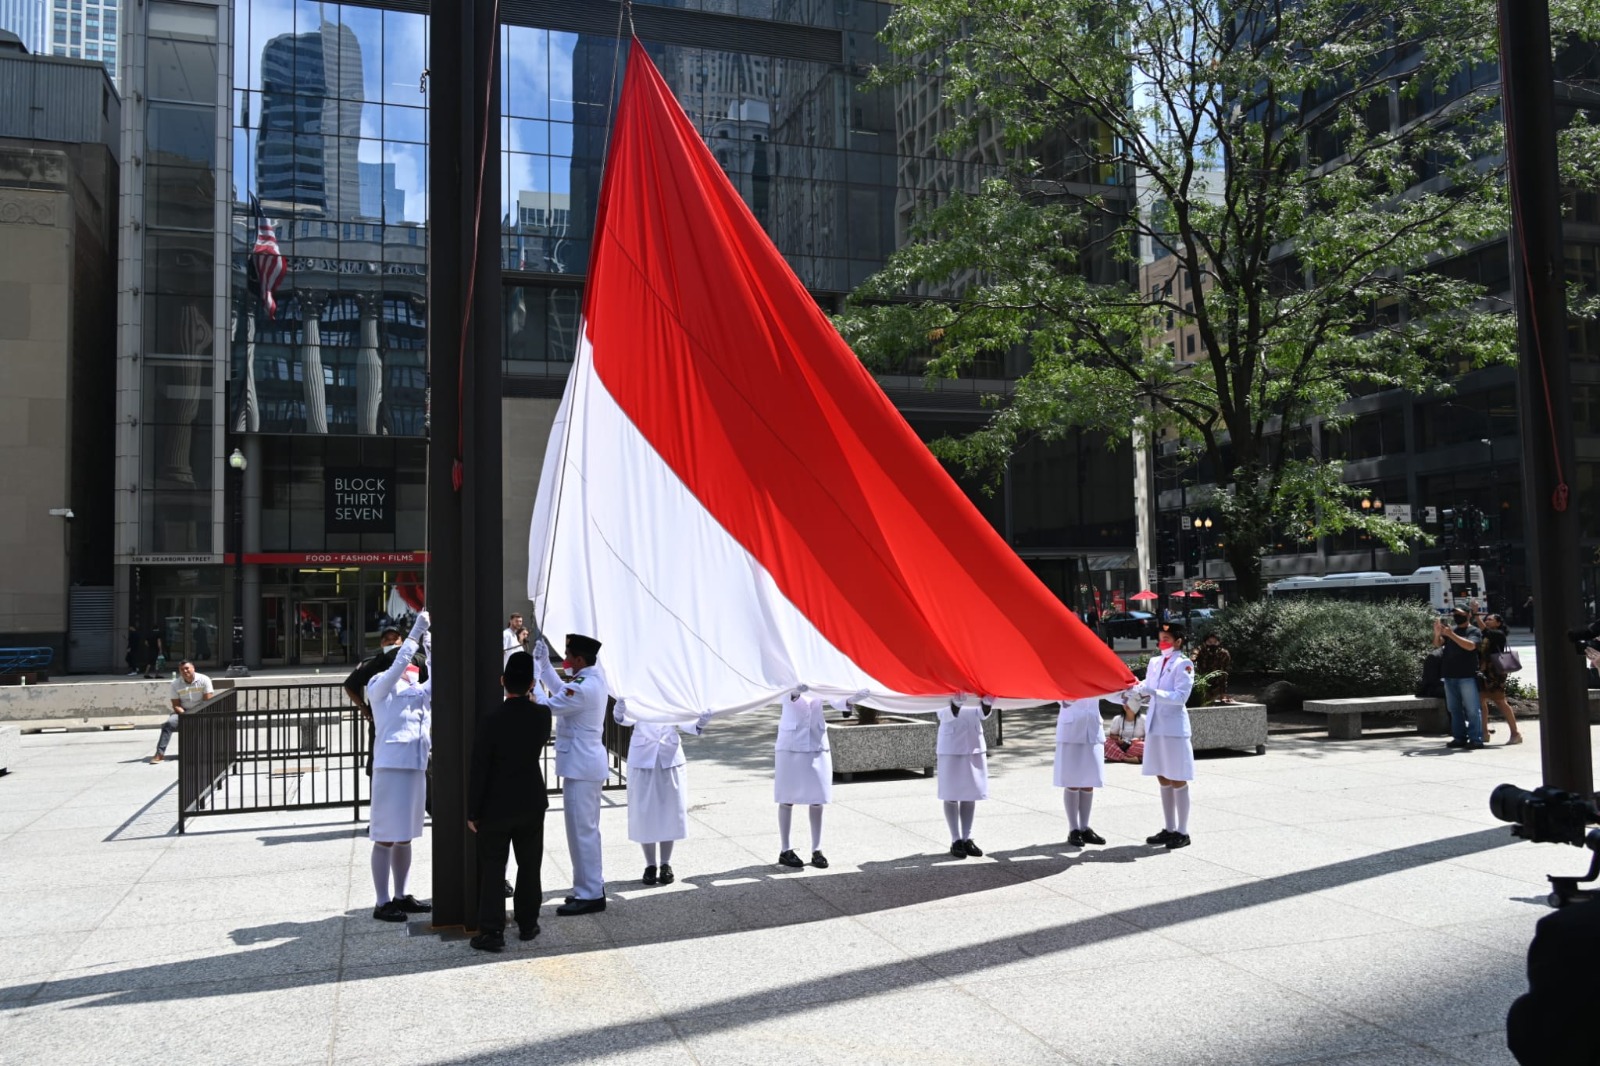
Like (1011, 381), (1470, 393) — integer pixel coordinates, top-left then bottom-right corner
(1104, 696), (1146, 763)
(1479, 613), (1523, 745)
(774, 686), (833, 869)
(1193, 632), (1233, 703)
(142, 624), (165, 679)
(150, 660), (213, 764)
(1133, 622), (1196, 849)
(531, 633), (610, 916)
(1054, 696), (1106, 846)
(502, 613), (528, 667)
(612, 699), (712, 885)
(936, 694), (993, 859)
(124, 624), (143, 676)
(1434, 606), (1484, 750)
(466, 651), (550, 952)
(1522, 595), (1536, 633)
(366, 609), (434, 922)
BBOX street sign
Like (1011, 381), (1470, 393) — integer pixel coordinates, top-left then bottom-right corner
(1387, 503), (1412, 523)
(1425, 506), (1438, 524)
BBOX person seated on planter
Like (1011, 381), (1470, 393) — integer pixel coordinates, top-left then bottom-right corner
(936, 694), (993, 858)
(613, 699), (713, 886)
(1193, 633), (1233, 704)
(1129, 622), (1196, 850)
(1104, 694), (1146, 763)
(774, 686), (833, 869)
(1054, 696), (1106, 847)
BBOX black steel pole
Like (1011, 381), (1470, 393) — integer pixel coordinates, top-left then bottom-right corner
(231, 468), (245, 672)
(427, 0), (503, 927)
(1497, 1), (1592, 794)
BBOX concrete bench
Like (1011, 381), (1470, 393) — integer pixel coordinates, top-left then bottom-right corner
(1303, 696), (1444, 739)
(830, 711), (1001, 780)
(1189, 702), (1268, 754)
(0, 724), (17, 774)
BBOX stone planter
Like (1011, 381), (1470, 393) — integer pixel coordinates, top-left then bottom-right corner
(829, 714), (939, 780)
(1188, 702), (1268, 754)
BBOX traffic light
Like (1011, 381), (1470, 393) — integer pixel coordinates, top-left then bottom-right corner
(1159, 562), (1176, 578)
(1440, 508), (1457, 549)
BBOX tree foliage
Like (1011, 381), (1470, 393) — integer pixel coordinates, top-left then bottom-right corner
(839, 0), (1597, 598)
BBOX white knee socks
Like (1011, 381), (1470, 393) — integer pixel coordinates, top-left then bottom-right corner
(778, 804), (793, 851)
(643, 842), (658, 866)
(1078, 790), (1094, 829)
(943, 800), (962, 842)
(371, 843), (392, 904)
(1063, 789), (1081, 830)
(808, 804), (824, 851)
(1173, 785), (1190, 834)
(958, 801), (975, 840)
(1160, 785), (1178, 832)
(391, 841), (412, 898)
(660, 840), (674, 864)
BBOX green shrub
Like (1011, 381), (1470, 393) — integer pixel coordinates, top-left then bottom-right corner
(1211, 599), (1435, 698)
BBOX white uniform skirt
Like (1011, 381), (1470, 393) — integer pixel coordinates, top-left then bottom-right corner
(1141, 735), (1196, 781)
(1053, 742), (1105, 789)
(936, 753), (989, 801)
(369, 768), (426, 841)
(774, 749), (833, 805)
(628, 765), (689, 843)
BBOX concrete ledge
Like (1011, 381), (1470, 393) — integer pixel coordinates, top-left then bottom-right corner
(1304, 696), (1444, 739)
(1190, 702), (1267, 754)
(0, 725), (16, 773)
(829, 714), (942, 779)
(0, 673), (340, 723)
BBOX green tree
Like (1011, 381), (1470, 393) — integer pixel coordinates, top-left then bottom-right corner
(840, 0), (1594, 599)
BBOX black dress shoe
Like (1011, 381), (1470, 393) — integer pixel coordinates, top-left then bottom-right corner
(1146, 829), (1176, 845)
(1066, 829), (1085, 848)
(1446, 739), (1468, 749)
(961, 839), (983, 857)
(810, 850), (830, 869)
(517, 922), (540, 942)
(555, 897), (606, 916)
(504, 880), (514, 898)
(658, 863), (675, 885)
(643, 865), (659, 885)
(949, 841), (969, 859)
(563, 895), (577, 904)
(1468, 741), (1486, 749)
(469, 930), (505, 953)
(1166, 832), (1192, 850)
(1080, 828), (1107, 846)
(372, 901), (407, 922)
(777, 849), (804, 868)
(392, 895), (432, 914)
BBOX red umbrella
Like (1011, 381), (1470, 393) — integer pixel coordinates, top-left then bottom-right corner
(1129, 590), (1159, 601)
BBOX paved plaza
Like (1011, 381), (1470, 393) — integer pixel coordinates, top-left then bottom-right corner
(0, 706), (1579, 1065)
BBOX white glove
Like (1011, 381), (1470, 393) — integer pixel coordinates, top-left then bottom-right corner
(612, 698), (629, 724)
(422, 630), (432, 656)
(407, 609), (430, 643)
(694, 710), (714, 733)
(531, 638), (547, 664)
(789, 684), (808, 700)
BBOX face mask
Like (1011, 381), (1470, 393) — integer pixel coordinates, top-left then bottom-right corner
(1158, 638), (1173, 651)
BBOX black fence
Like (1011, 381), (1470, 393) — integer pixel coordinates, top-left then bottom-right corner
(178, 683), (367, 833)
(543, 699), (629, 793)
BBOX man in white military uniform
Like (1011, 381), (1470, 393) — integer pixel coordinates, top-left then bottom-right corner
(532, 633), (609, 915)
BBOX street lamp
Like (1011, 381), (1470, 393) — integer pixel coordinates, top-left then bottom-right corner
(1361, 497), (1384, 571)
(1187, 516), (1213, 627)
(227, 447), (250, 677)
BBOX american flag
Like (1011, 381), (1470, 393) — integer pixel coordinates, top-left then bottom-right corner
(246, 195), (287, 318)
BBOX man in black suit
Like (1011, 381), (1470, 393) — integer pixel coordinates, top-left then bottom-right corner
(467, 651), (551, 953)
(1507, 896), (1600, 1064)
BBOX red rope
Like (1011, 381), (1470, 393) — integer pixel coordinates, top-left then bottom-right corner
(453, 0), (503, 494)
(1497, 13), (1570, 512)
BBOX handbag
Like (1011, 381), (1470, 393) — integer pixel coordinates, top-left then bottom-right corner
(1493, 649), (1522, 674)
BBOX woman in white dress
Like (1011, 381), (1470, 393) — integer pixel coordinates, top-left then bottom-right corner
(1053, 696), (1107, 846)
(1128, 622), (1196, 850)
(774, 687), (835, 869)
(612, 699), (710, 886)
(365, 609), (433, 921)
(936, 695), (993, 858)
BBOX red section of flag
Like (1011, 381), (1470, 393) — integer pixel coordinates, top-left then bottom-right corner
(249, 195), (287, 319)
(580, 42), (1132, 699)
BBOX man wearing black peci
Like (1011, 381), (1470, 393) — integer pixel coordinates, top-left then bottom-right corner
(467, 651), (551, 952)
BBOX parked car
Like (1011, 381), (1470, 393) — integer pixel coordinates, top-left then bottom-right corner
(1184, 607), (1219, 621)
(1099, 610), (1156, 638)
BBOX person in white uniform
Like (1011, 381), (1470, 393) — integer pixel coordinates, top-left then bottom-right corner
(532, 633), (610, 915)
(612, 699), (711, 886)
(1054, 696), (1108, 846)
(774, 686), (835, 869)
(936, 695), (992, 858)
(366, 609), (433, 921)
(1129, 622), (1196, 849)
(502, 613), (528, 667)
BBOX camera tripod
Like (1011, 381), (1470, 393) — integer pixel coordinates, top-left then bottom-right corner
(1546, 828), (1600, 908)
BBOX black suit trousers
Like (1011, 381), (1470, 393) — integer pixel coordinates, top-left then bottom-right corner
(475, 811), (545, 933)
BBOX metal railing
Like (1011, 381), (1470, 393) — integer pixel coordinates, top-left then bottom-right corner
(178, 683), (367, 833)
(542, 700), (630, 793)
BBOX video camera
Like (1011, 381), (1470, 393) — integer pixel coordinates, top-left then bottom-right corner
(1491, 783), (1600, 907)
(1566, 619), (1600, 654)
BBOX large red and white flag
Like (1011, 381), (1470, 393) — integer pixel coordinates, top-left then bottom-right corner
(529, 42), (1134, 722)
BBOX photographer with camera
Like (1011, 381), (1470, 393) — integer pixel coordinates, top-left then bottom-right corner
(1433, 607), (1485, 750)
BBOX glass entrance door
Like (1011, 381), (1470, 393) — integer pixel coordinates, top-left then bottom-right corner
(261, 594), (287, 663)
(154, 595), (221, 670)
(294, 599), (352, 666)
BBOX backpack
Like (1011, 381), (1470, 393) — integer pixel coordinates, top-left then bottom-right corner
(1415, 647), (1444, 699)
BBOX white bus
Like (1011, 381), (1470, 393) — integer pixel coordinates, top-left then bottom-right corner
(1267, 566), (1486, 613)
